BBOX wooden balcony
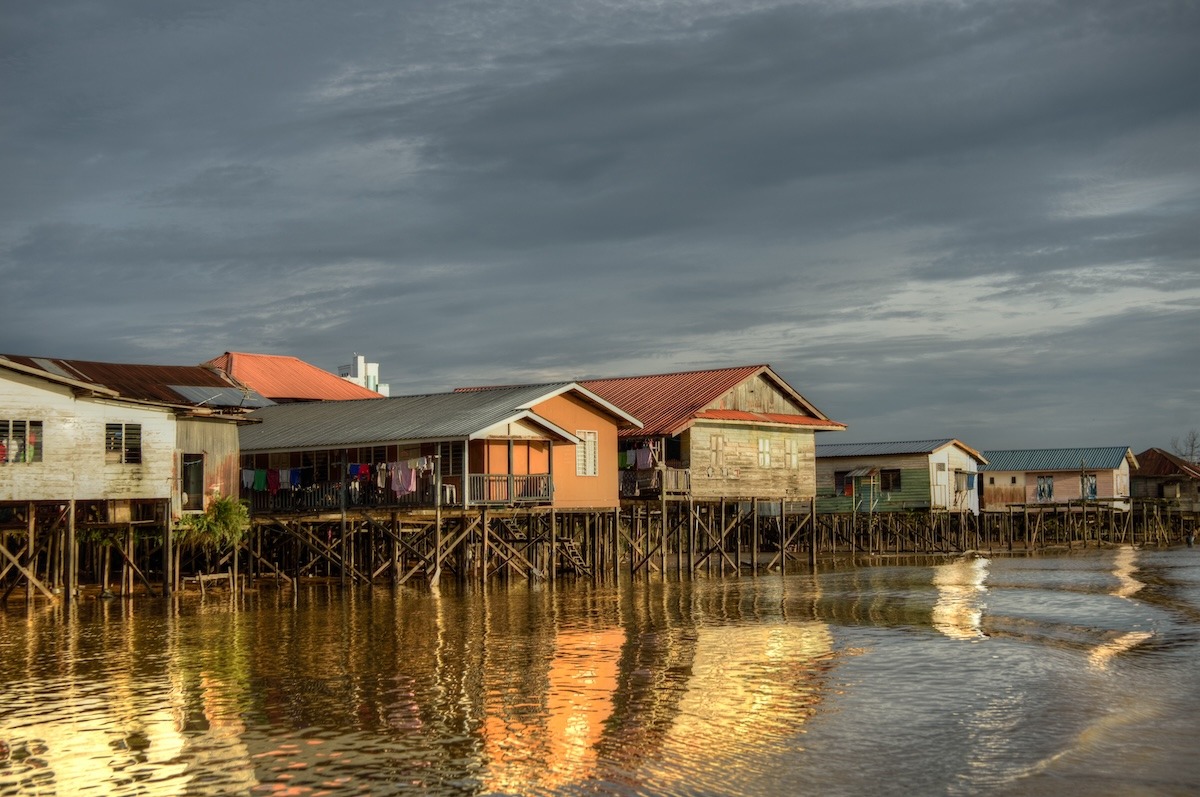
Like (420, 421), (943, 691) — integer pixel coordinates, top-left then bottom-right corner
(247, 472), (553, 514)
(619, 467), (691, 498)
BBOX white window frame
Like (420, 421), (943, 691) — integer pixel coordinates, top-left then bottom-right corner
(576, 430), (598, 477)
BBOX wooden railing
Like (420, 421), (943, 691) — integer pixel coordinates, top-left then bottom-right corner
(468, 473), (552, 505)
(619, 467), (691, 497)
(247, 472), (553, 513)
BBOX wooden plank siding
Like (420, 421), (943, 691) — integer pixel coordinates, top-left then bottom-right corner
(816, 453), (933, 513)
(174, 416), (243, 518)
(1, 367), (176, 503)
(683, 422), (816, 500)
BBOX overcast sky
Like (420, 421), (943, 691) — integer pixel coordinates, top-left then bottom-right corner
(3, 0), (1197, 452)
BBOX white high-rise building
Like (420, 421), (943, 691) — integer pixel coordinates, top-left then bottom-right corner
(338, 353), (390, 396)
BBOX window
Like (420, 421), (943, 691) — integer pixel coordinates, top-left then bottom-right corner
(181, 453), (204, 512)
(1036, 475), (1054, 501)
(1011, 476), (1017, 485)
(834, 471), (852, 496)
(880, 469), (901, 491)
(955, 471), (976, 492)
(709, 434), (725, 468)
(757, 438), (771, 468)
(1081, 474), (1097, 500)
(786, 439), (800, 469)
(0, 420), (42, 464)
(576, 430), (598, 477)
(105, 423), (142, 464)
(988, 476), (995, 486)
(436, 442), (463, 476)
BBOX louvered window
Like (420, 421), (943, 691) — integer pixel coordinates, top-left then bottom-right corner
(576, 430), (598, 477)
(105, 423), (142, 464)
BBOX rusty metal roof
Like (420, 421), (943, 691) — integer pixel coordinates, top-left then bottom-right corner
(1134, 448), (1200, 480)
(694, 409), (846, 429)
(204, 352), (383, 402)
(580, 364), (837, 439)
(0, 353), (267, 407)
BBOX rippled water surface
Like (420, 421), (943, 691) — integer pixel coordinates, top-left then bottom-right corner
(2, 548), (1199, 796)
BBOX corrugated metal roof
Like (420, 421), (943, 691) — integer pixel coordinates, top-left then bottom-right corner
(817, 439), (959, 458)
(580, 364), (837, 438)
(456, 382), (643, 428)
(239, 385), (582, 451)
(1, 353), (248, 405)
(204, 352), (382, 402)
(1134, 448), (1200, 480)
(694, 409), (846, 429)
(982, 447), (1134, 472)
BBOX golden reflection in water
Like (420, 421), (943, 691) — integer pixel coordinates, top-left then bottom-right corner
(482, 627), (623, 793)
(931, 557), (989, 641)
(1087, 631), (1154, 670)
(1110, 545), (1144, 599)
(657, 622), (834, 774)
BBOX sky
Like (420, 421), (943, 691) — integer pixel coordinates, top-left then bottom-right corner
(2, 0), (1198, 453)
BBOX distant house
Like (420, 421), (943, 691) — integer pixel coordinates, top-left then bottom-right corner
(1132, 448), (1200, 511)
(238, 384), (632, 512)
(0, 354), (253, 520)
(815, 439), (987, 514)
(981, 447), (1138, 509)
(204, 351), (383, 402)
(579, 365), (845, 501)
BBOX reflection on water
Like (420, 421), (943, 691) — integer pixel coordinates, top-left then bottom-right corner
(931, 557), (989, 640)
(2, 549), (1199, 796)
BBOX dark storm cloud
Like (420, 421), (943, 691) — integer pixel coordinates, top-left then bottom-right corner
(1, 0), (1197, 448)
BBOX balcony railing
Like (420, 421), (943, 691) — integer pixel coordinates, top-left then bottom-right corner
(619, 467), (691, 498)
(247, 472), (553, 514)
(468, 473), (551, 505)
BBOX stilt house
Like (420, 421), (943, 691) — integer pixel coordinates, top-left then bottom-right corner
(815, 439), (987, 514)
(238, 384), (636, 513)
(579, 365), (845, 501)
(1131, 448), (1200, 511)
(981, 447), (1138, 510)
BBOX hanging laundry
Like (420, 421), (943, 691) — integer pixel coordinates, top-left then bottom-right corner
(635, 448), (654, 470)
(267, 469), (280, 496)
(253, 469), (268, 491)
(290, 468), (301, 488)
(242, 469), (254, 489)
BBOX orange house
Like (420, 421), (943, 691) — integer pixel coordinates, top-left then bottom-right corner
(457, 384), (642, 510)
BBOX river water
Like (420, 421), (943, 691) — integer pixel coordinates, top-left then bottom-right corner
(2, 548), (1198, 797)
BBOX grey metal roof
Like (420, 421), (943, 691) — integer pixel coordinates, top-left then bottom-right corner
(981, 447), (1133, 472)
(816, 439), (958, 458)
(239, 385), (581, 451)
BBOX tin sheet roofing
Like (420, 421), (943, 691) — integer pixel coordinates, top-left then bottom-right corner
(1, 353), (253, 406)
(239, 386), (581, 451)
(982, 447), (1135, 472)
(580, 365), (835, 438)
(694, 409), (846, 429)
(817, 439), (963, 458)
(1134, 448), (1200, 480)
(204, 352), (382, 402)
(455, 382), (643, 428)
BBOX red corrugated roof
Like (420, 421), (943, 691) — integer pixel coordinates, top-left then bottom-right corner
(581, 364), (838, 438)
(695, 409), (846, 428)
(1, 354), (240, 404)
(203, 352), (382, 402)
(1135, 448), (1200, 480)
